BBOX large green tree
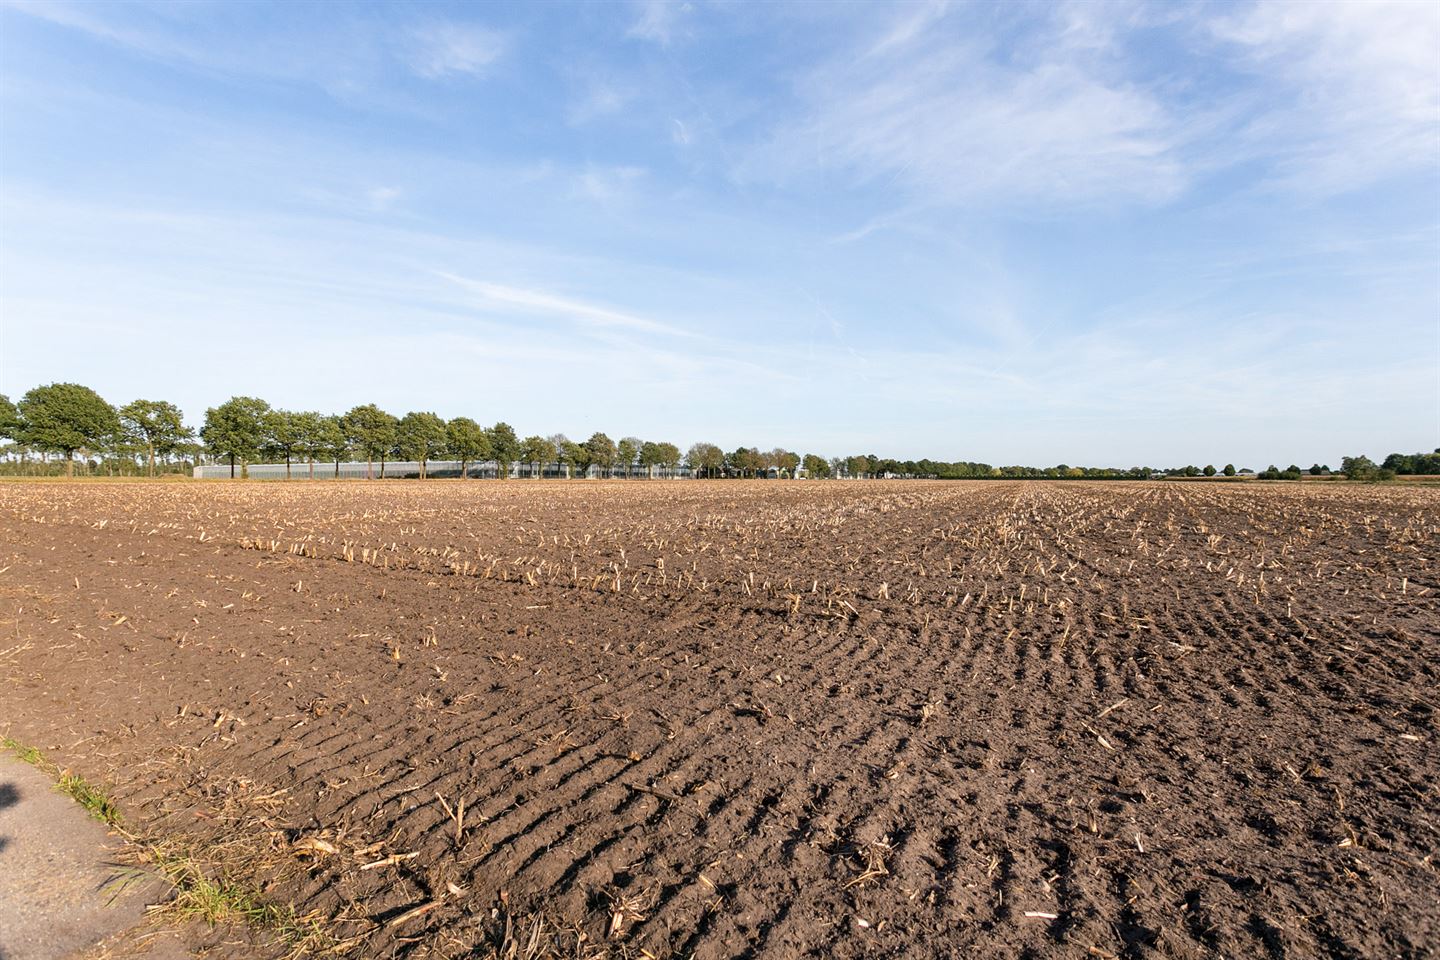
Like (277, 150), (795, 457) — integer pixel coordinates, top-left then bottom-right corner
(1341, 455), (1379, 480)
(636, 440), (681, 475)
(585, 432), (616, 476)
(288, 411), (326, 479)
(616, 436), (641, 476)
(19, 383), (120, 477)
(487, 422), (519, 478)
(653, 442), (681, 470)
(118, 399), (192, 477)
(803, 453), (831, 478)
(201, 396), (271, 478)
(685, 442), (724, 478)
(519, 435), (558, 476)
(263, 409), (304, 479)
(343, 404), (397, 480)
(396, 411), (448, 478)
(447, 417), (490, 479)
(548, 433), (575, 477)
(0, 394), (19, 440)
(728, 446), (763, 477)
(314, 415), (349, 477)
(770, 448), (800, 477)
(563, 439), (589, 477)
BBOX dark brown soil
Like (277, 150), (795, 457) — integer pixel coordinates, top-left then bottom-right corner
(1, 480), (1436, 959)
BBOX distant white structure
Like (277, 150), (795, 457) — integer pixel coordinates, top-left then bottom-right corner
(193, 460), (696, 480)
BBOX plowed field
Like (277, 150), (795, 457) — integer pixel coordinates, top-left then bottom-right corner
(1, 480), (1435, 959)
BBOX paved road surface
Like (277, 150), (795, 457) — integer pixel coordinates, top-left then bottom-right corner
(0, 756), (167, 960)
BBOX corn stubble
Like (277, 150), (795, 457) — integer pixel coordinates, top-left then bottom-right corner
(0, 479), (1435, 959)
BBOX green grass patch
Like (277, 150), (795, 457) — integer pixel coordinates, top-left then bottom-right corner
(1, 733), (123, 827)
(144, 844), (338, 954)
(2, 735), (43, 766)
(57, 770), (124, 826)
(2, 732), (342, 956)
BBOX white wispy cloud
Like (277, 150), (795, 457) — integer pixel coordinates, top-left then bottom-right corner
(3, 1), (1433, 463)
(3, 0), (213, 64)
(626, 0), (691, 46)
(4, 1), (510, 102)
(405, 21), (508, 79)
(571, 165), (648, 208)
(567, 78), (635, 124)
(436, 273), (687, 338)
(865, 0), (952, 58)
(747, 5), (1189, 207)
(1208, 0), (1440, 194)
(366, 186), (401, 210)
(3, 184), (1428, 463)
(749, 0), (1440, 210)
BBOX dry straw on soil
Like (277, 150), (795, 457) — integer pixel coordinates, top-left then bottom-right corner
(1, 479), (1436, 958)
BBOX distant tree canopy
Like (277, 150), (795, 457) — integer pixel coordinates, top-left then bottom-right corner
(487, 422), (519, 476)
(0, 394), (17, 440)
(617, 436), (641, 470)
(447, 417), (490, 476)
(770, 449), (801, 476)
(548, 434), (573, 467)
(307, 414), (348, 477)
(262, 408), (305, 479)
(118, 399), (192, 477)
(395, 412), (448, 478)
(551, 436), (583, 474)
(520, 435), (559, 469)
(343, 404), (398, 479)
(1340, 455), (1395, 482)
(1381, 450), (1440, 476)
(16, 383), (119, 477)
(566, 438), (591, 474)
(585, 432), (617, 471)
(728, 446), (764, 477)
(5, 380), (1433, 484)
(286, 411), (324, 470)
(650, 442), (682, 469)
(202, 396), (271, 478)
(685, 442), (724, 478)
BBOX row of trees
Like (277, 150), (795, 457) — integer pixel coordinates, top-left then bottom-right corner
(200, 396), (695, 480)
(3, 383), (1434, 482)
(0, 386), (739, 480)
(1377, 451), (1440, 476)
(0, 383), (196, 477)
(1337, 451), (1440, 482)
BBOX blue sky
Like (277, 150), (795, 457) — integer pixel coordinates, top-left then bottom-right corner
(1, 0), (1436, 467)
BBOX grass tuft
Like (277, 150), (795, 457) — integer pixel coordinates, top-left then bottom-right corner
(57, 771), (124, 826)
(144, 844), (338, 955)
(2, 733), (123, 827)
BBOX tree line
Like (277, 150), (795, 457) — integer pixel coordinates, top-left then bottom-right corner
(0, 383), (196, 477)
(0, 383), (1432, 482)
(201, 395), (698, 481)
(0, 384), (740, 480)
